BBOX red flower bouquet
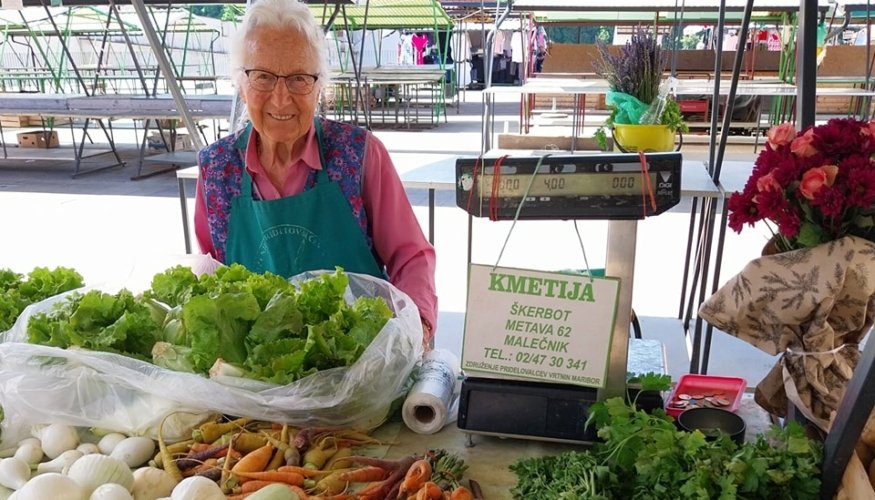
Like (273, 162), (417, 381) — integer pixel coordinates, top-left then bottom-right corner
(728, 118), (875, 252)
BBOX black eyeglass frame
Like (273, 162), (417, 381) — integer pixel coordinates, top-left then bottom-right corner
(243, 69), (320, 94)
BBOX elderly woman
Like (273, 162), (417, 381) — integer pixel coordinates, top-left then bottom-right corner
(193, 0), (437, 344)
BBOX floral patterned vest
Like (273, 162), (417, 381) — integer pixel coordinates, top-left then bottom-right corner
(199, 118), (371, 263)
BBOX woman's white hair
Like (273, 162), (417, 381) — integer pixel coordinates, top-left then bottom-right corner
(229, 0), (329, 90)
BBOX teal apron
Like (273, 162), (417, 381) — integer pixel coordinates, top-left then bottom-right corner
(225, 120), (384, 279)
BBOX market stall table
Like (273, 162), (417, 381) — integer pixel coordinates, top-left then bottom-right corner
(484, 77), (875, 151)
(0, 93), (233, 177)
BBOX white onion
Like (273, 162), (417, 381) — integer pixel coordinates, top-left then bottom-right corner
(66, 454), (133, 497)
(15, 473), (82, 500)
(90, 483), (134, 500)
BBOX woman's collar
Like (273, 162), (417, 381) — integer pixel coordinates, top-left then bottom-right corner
(240, 122), (322, 171)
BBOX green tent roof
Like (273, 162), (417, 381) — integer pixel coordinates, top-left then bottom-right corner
(309, 0), (452, 30)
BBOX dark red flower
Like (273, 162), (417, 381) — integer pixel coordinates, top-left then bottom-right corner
(811, 186), (844, 218)
(729, 119), (875, 249)
(846, 167), (875, 208)
(727, 190), (760, 232)
(776, 209), (801, 239)
(813, 118), (866, 157)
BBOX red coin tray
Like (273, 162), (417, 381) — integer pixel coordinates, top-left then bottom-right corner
(664, 374), (747, 418)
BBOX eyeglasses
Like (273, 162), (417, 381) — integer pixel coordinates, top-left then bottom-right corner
(244, 69), (319, 94)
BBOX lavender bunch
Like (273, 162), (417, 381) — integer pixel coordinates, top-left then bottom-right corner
(594, 28), (667, 105)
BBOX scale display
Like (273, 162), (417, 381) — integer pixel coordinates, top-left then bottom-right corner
(456, 152), (682, 220)
(479, 172), (650, 197)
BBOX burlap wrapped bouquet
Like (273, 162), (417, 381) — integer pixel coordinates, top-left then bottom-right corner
(699, 235), (875, 429)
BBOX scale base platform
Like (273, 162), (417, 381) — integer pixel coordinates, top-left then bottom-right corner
(457, 376), (599, 443)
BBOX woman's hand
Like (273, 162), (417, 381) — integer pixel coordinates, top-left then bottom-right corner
(421, 319), (433, 352)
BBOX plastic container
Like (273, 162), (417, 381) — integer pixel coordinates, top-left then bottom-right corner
(664, 374), (746, 418)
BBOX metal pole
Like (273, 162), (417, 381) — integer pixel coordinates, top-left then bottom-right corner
(129, 0), (205, 150)
(482, 0), (512, 153)
(707, 1), (726, 176)
(797, 0), (818, 128)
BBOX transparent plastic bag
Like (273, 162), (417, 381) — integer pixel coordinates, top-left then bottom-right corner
(640, 77), (678, 125)
(0, 269), (423, 445)
(607, 77), (678, 126)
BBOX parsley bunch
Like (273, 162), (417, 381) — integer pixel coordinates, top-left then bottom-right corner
(510, 397), (822, 499)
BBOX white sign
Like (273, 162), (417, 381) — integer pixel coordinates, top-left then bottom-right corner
(461, 264), (620, 389)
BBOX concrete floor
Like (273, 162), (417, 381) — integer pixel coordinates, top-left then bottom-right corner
(0, 90), (779, 387)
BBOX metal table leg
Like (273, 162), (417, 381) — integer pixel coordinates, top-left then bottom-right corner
(178, 176), (192, 254)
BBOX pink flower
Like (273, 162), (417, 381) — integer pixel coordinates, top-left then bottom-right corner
(863, 121), (875, 138)
(799, 165), (837, 200)
(756, 172), (782, 193)
(791, 129), (818, 158)
(767, 123), (796, 148)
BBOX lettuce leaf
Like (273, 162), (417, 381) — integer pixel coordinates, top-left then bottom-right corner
(184, 292), (261, 372)
(26, 289), (161, 360)
(0, 266), (83, 332)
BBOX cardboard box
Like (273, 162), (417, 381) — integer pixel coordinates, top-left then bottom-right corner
(16, 130), (59, 149)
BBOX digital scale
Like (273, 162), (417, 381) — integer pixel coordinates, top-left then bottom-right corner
(455, 151), (682, 220)
(454, 151), (683, 444)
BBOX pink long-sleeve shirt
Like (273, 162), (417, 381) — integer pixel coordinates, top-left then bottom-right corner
(194, 126), (438, 332)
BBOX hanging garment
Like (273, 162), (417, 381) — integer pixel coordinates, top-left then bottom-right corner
(412, 33), (429, 65)
(400, 33), (415, 65)
(511, 31), (524, 64)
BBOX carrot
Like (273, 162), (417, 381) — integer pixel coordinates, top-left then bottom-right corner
(324, 447), (353, 470)
(450, 485), (473, 500)
(187, 442), (212, 454)
(158, 414), (183, 482)
(336, 466), (388, 483)
(313, 469), (352, 496)
(276, 465), (333, 478)
(303, 436), (339, 469)
(196, 467), (222, 482)
(414, 482), (443, 500)
(287, 485), (310, 499)
(284, 446), (302, 467)
(240, 479), (278, 494)
(182, 457), (219, 478)
(234, 432), (270, 454)
(345, 454), (418, 471)
(263, 430), (291, 471)
(231, 470), (305, 486)
(176, 443), (230, 470)
(399, 459), (432, 496)
(226, 484), (305, 500)
(231, 443), (275, 474)
(220, 439), (237, 493)
(331, 429), (382, 446)
(356, 455), (416, 499)
(193, 417), (251, 443)
(152, 440), (193, 468)
(292, 426), (335, 452)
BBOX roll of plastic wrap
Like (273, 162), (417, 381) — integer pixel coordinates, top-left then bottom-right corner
(402, 349), (460, 434)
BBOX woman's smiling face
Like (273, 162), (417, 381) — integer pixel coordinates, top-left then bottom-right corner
(240, 26), (320, 147)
